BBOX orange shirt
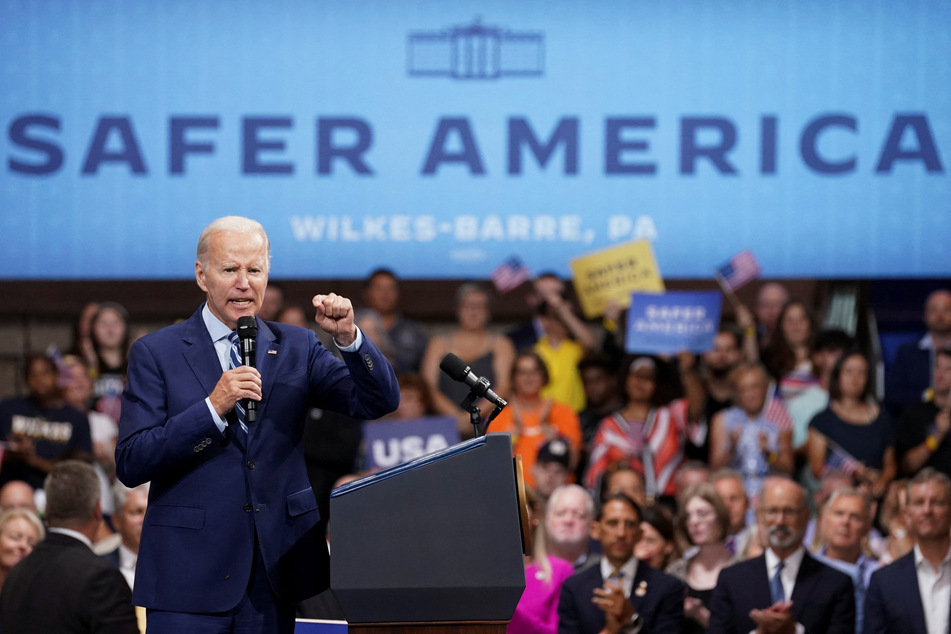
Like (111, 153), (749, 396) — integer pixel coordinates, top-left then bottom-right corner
(490, 398), (582, 488)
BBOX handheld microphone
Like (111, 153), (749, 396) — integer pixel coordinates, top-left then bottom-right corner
(236, 316), (258, 423)
(438, 352), (507, 409)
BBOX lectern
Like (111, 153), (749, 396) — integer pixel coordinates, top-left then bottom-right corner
(329, 433), (529, 633)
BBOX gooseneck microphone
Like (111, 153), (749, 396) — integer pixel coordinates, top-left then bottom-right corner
(438, 352), (507, 409)
(236, 316), (258, 423)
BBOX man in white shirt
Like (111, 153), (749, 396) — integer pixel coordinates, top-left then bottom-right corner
(558, 493), (684, 634)
(865, 467), (951, 634)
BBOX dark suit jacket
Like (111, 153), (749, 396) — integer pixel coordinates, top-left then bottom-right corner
(707, 550), (855, 634)
(864, 551), (929, 634)
(0, 532), (138, 633)
(885, 343), (931, 415)
(557, 560), (684, 634)
(115, 308), (399, 613)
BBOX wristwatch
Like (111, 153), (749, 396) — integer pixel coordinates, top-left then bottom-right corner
(622, 612), (642, 633)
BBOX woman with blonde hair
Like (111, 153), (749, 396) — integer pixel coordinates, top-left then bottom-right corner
(507, 486), (574, 634)
(0, 508), (44, 592)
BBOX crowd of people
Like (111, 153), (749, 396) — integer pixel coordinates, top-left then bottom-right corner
(0, 258), (949, 633)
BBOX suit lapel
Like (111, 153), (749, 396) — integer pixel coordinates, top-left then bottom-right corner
(182, 310), (222, 399)
(898, 552), (929, 634)
(790, 551), (819, 616)
(254, 318), (279, 430)
(629, 560), (650, 612)
(752, 555), (774, 608)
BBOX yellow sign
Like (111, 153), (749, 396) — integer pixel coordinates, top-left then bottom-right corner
(570, 240), (665, 318)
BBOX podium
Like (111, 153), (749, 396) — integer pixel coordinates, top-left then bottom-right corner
(329, 433), (529, 633)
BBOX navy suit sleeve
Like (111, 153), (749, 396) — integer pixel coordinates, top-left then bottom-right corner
(558, 579), (584, 634)
(644, 575), (684, 634)
(707, 569), (738, 634)
(863, 571), (888, 634)
(116, 338), (224, 486)
(318, 334), (400, 420)
(824, 571), (856, 634)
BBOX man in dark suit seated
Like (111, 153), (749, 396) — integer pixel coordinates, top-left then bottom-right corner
(0, 460), (138, 633)
(708, 476), (855, 634)
(864, 467), (951, 634)
(558, 492), (684, 634)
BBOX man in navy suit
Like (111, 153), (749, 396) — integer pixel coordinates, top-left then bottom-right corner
(864, 467), (951, 634)
(558, 492), (684, 634)
(115, 216), (399, 633)
(885, 289), (951, 415)
(708, 476), (855, 634)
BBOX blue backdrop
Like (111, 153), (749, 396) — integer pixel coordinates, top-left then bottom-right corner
(1, 1), (948, 280)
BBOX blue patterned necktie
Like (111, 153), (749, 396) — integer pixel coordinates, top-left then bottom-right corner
(228, 331), (249, 436)
(770, 560), (785, 603)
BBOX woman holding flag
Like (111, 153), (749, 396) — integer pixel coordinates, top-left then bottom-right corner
(806, 351), (896, 498)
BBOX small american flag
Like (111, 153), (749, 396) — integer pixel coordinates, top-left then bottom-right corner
(490, 256), (532, 294)
(715, 249), (761, 292)
(824, 444), (862, 476)
(762, 384), (793, 432)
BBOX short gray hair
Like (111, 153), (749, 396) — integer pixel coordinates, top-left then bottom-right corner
(196, 216), (271, 270)
(908, 467), (951, 501)
(44, 460), (100, 527)
(113, 481), (149, 513)
(824, 487), (872, 520)
(547, 484), (595, 520)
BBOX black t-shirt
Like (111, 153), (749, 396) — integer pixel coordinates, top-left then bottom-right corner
(898, 401), (951, 477)
(0, 396), (93, 489)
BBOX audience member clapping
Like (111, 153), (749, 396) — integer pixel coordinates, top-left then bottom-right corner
(709, 363), (794, 503)
(896, 348), (951, 476)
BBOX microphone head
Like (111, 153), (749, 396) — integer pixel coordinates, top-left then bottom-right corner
(236, 316), (257, 340)
(439, 352), (470, 381)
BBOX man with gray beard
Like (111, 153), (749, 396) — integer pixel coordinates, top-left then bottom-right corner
(707, 477), (855, 634)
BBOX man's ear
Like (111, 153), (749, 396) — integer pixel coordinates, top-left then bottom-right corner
(590, 520), (601, 541)
(195, 261), (208, 292)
